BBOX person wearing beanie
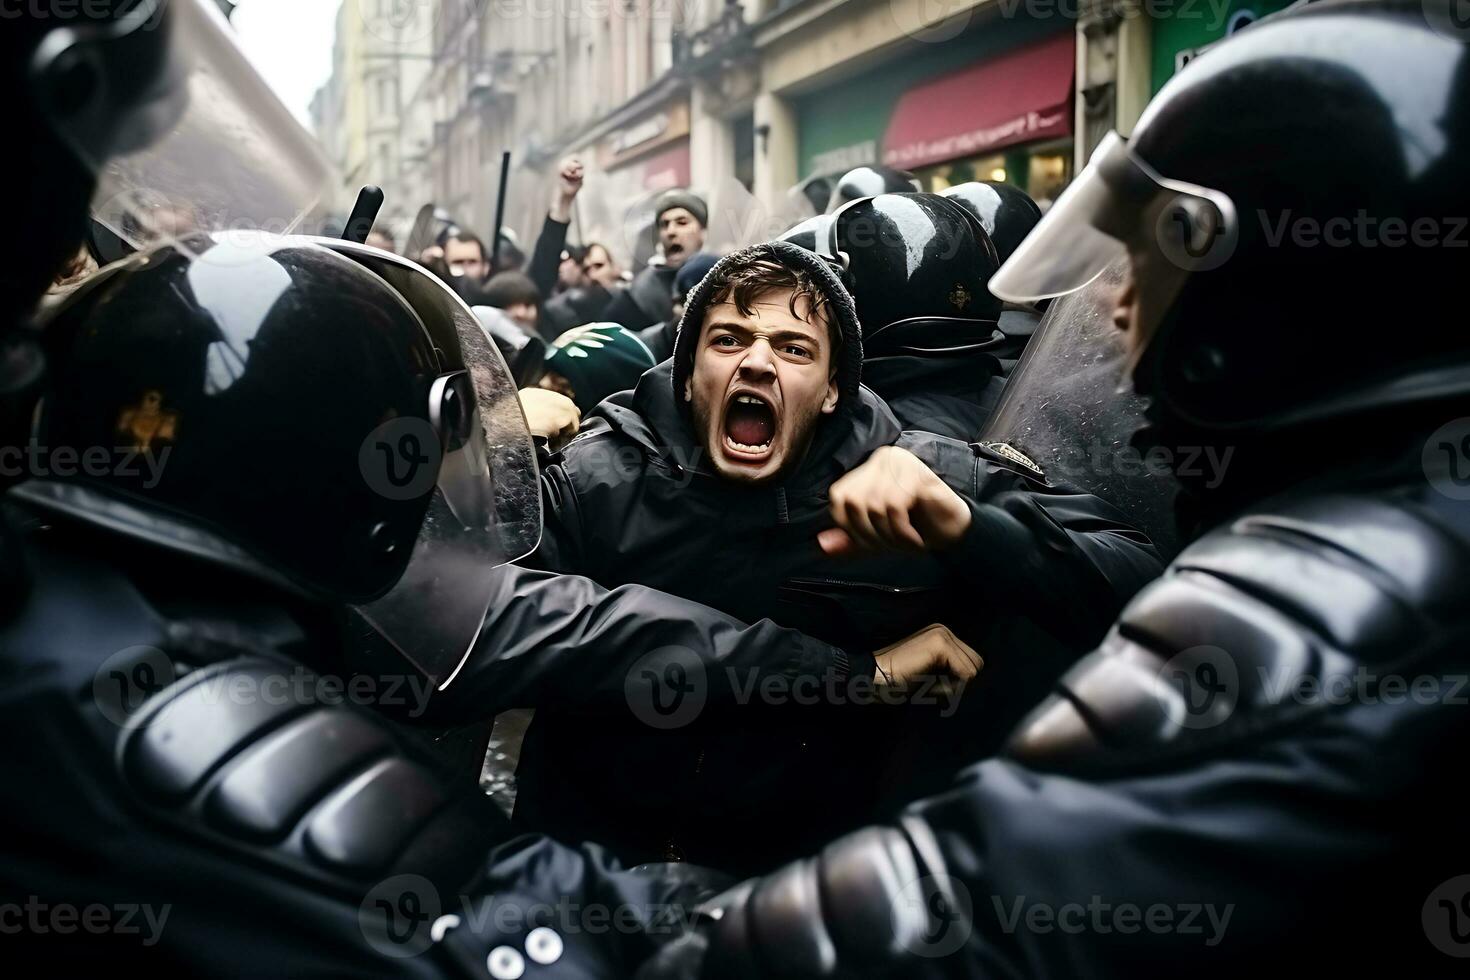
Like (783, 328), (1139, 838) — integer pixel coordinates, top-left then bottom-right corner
(515, 240), (1161, 876)
(651, 188), (708, 269)
(538, 322), (658, 413)
(636, 250), (720, 362)
(597, 188), (710, 330)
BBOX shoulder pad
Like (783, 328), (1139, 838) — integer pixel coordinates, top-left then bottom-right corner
(118, 656), (506, 894)
(1006, 492), (1470, 773)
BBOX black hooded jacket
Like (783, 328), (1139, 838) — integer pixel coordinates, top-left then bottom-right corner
(517, 362), (1162, 873)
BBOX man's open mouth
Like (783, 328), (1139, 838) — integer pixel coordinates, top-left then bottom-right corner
(722, 392), (777, 461)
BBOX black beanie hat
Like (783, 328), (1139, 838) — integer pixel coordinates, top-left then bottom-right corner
(654, 189), (709, 229)
(670, 240), (864, 413)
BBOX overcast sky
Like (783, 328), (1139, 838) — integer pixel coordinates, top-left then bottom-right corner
(231, 0), (341, 130)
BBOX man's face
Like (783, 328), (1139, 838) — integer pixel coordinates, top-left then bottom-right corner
(658, 207), (705, 269)
(684, 289), (839, 485)
(444, 237), (489, 282)
(1113, 246), (1186, 371)
(582, 245), (619, 287)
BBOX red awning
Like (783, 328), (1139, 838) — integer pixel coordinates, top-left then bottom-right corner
(642, 143), (691, 191)
(882, 32), (1075, 171)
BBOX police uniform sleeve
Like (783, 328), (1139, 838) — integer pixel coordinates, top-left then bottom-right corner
(940, 442), (1162, 647)
(635, 491), (1470, 978)
(425, 562), (874, 724)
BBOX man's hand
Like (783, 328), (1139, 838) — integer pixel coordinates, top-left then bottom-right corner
(550, 157), (584, 222)
(819, 446), (973, 557)
(519, 387), (580, 449)
(872, 623), (983, 687)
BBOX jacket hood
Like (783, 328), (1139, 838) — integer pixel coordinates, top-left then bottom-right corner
(597, 361), (902, 499)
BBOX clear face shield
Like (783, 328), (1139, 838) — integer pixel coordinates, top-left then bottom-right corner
(42, 0), (334, 259)
(988, 131), (1239, 311)
(311, 239), (544, 690)
(37, 0), (536, 690)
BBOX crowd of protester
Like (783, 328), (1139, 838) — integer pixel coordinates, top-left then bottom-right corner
(367, 145), (1176, 873)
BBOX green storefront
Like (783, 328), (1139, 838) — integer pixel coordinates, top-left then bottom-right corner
(793, 15), (1075, 203)
(1150, 0), (1294, 94)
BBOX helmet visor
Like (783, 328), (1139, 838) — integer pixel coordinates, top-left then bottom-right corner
(326, 245), (541, 689)
(989, 131), (1238, 304)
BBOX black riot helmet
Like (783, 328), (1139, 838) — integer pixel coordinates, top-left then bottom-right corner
(824, 166), (921, 213)
(941, 182), (1044, 265)
(3, 0), (179, 322)
(18, 234), (539, 686)
(830, 192), (1003, 356)
(778, 214), (834, 253)
(991, 0), (1470, 436)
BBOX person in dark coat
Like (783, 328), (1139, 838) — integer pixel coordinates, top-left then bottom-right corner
(638, 250), (720, 362)
(599, 189), (708, 330)
(518, 241), (1161, 873)
(0, 10), (983, 971)
(637, 3), (1470, 975)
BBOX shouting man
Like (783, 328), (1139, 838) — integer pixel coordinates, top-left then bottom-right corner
(600, 188), (709, 330)
(519, 241), (1161, 873)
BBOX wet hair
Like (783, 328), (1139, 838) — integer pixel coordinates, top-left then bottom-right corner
(700, 257), (841, 364)
(481, 271), (542, 309)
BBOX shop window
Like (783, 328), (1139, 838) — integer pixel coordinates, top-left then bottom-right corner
(1027, 151), (1069, 210)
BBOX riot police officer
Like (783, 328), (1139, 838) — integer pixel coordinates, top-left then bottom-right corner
(638, 1), (1470, 975)
(826, 192), (1010, 440)
(941, 180), (1046, 369)
(824, 165), (922, 213)
(1, 2), (904, 971)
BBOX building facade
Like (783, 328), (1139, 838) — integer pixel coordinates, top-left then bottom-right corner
(313, 0), (1263, 264)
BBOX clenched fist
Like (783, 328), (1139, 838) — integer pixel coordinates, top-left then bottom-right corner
(519, 387), (580, 450)
(551, 157), (585, 222)
(873, 623), (983, 688)
(819, 446), (972, 557)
